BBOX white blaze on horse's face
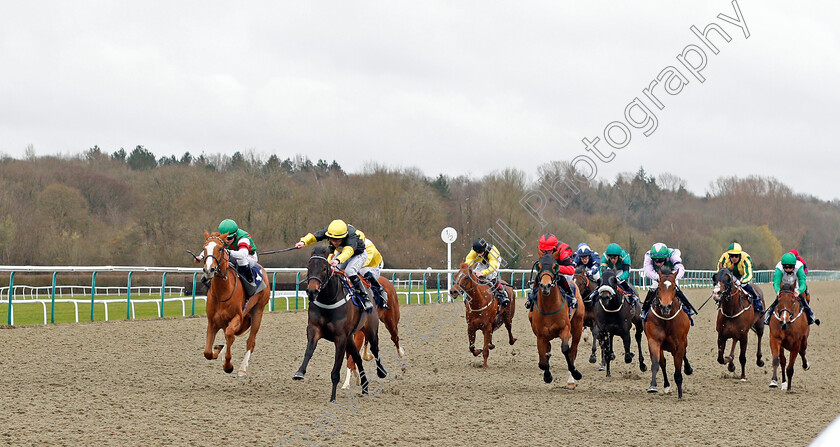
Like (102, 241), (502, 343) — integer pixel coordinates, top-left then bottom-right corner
(664, 280), (673, 289)
(204, 241), (217, 273)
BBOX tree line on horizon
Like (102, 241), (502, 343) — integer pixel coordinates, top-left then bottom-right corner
(2, 147), (839, 272)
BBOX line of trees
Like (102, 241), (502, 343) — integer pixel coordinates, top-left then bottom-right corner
(2, 149), (839, 270)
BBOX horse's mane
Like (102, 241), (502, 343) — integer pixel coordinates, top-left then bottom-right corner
(714, 267), (732, 286)
(312, 245), (330, 257)
(600, 268), (617, 287)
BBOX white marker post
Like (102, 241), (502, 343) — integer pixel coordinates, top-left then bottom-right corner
(441, 227), (457, 301)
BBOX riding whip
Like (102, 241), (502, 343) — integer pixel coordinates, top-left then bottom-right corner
(258, 247), (299, 255)
(696, 292), (716, 312)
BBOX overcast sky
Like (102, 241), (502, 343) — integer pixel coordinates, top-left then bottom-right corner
(2, 1), (838, 200)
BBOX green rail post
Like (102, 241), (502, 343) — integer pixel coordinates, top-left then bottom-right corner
(521, 273), (526, 298)
(190, 272), (197, 316)
(407, 273), (412, 305)
(271, 272), (277, 311)
(509, 272), (515, 297)
(7, 272), (14, 325)
(90, 271), (97, 321)
(126, 272), (133, 320)
(160, 272), (167, 317)
(422, 272), (427, 304)
(50, 272), (57, 323)
(295, 272), (300, 310)
(437, 272), (441, 302)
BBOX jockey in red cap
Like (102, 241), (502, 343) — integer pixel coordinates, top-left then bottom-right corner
(526, 234), (577, 311)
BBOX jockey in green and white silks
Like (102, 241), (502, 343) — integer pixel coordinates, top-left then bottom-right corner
(213, 219), (258, 285)
(763, 252), (819, 326)
(641, 243), (698, 319)
(599, 243), (638, 303)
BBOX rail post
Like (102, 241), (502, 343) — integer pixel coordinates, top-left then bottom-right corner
(90, 271), (97, 321)
(190, 272), (197, 316)
(271, 272), (277, 312)
(50, 272), (57, 323)
(407, 273), (412, 305)
(7, 272), (15, 325)
(126, 272), (134, 319)
(295, 272), (300, 310)
(160, 272), (167, 318)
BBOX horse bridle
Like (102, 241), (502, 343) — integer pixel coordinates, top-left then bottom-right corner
(203, 237), (237, 302)
(304, 255), (335, 296)
(773, 291), (804, 323)
(717, 275), (752, 318)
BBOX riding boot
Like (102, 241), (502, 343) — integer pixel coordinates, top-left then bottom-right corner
(676, 288), (697, 316)
(492, 279), (510, 307)
(642, 289), (656, 314)
(799, 296), (820, 326)
(237, 263), (255, 285)
(364, 273), (388, 309)
(763, 298), (778, 325)
(350, 275), (373, 311)
(558, 276), (576, 308)
(744, 284), (762, 314)
(526, 285), (537, 310)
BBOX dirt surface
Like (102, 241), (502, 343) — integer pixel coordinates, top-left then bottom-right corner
(1, 283), (839, 446)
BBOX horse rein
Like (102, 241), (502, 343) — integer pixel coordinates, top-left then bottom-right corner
(718, 282), (752, 318)
(773, 292), (804, 323)
(203, 237), (238, 303)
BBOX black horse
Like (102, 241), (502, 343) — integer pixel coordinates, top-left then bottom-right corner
(593, 268), (646, 377)
(292, 246), (387, 402)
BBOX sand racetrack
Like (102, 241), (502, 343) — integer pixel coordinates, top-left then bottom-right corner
(2, 283), (839, 446)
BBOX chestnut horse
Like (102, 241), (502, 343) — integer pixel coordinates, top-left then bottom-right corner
(593, 268), (646, 377)
(200, 231), (270, 377)
(529, 254), (584, 388)
(342, 275), (403, 390)
(768, 281), (810, 390)
(573, 265), (601, 366)
(293, 246), (387, 402)
(712, 267), (765, 381)
(449, 262), (516, 369)
(644, 266), (693, 398)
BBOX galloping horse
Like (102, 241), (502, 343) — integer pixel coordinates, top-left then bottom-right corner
(712, 267), (765, 381)
(768, 280), (810, 390)
(529, 254), (584, 388)
(200, 231), (270, 377)
(293, 246), (387, 402)
(342, 275), (403, 390)
(644, 266), (693, 398)
(573, 265), (601, 365)
(593, 269), (646, 377)
(449, 262), (516, 369)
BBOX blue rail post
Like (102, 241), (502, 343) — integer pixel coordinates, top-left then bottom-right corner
(160, 272), (167, 318)
(7, 272), (14, 325)
(190, 272), (197, 316)
(50, 272), (57, 323)
(295, 272), (301, 310)
(407, 273), (412, 305)
(126, 272), (133, 320)
(90, 271), (97, 321)
(271, 272), (277, 311)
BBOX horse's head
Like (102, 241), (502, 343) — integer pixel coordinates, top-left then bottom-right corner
(574, 264), (586, 275)
(537, 254), (558, 296)
(656, 266), (678, 314)
(776, 285), (798, 330)
(712, 267), (734, 301)
(597, 269), (621, 306)
(305, 246), (333, 300)
(450, 262), (475, 299)
(201, 230), (229, 282)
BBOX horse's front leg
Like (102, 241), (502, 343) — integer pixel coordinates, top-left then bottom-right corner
(537, 336), (552, 383)
(754, 319), (765, 367)
(238, 308), (264, 377)
(560, 326), (582, 383)
(716, 333), (727, 365)
(769, 336), (781, 388)
(481, 327), (493, 369)
(647, 340), (661, 393)
(468, 325), (481, 357)
(634, 320), (647, 372)
(622, 329), (634, 364)
(673, 347), (686, 399)
(737, 334), (748, 381)
(293, 325), (321, 380)
(589, 324), (599, 364)
(330, 336), (348, 402)
(204, 322), (221, 360)
(222, 314), (241, 374)
(345, 337), (368, 396)
(785, 342), (799, 391)
(726, 338), (738, 373)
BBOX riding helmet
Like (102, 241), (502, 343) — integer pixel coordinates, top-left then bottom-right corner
(326, 219), (349, 239)
(218, 219), (238, 236)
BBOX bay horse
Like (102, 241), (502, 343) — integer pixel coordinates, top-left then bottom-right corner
(768, 280), (810, 390)
(573, 265), (601, 366)
(292, 246), (387, 402)
(593, 268), (646, 377)
(449, 262), (516, 369)
(342, 275), (403, 390)
(200, 231), (270, 377)
(712, 267), (765, 381)
(529, 254), (584, 388)
(644, 266), (693, 398)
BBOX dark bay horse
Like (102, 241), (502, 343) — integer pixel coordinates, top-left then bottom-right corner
(529, 254), (583, 388)
(712, 268), (765, 381)
(449, 262), (516, 369)
(573, 265), (601, 366)
(644, 266), (692, 398)
(293, 246), (387, 402)
(343, 275), (403, 390)
(593, 269), (646, 377)
(200, 231), (270, 377)
(768, 281), (810, 390)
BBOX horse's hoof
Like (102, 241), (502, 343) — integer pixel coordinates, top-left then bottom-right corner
(625, 352), (634, 364)
(509, 338), (517, 345)
(377, 364), (388, 379)
(546, 352), (552, 360)
(598, 365), (605, 372)
(717, 357), (725, 365)
(237, 371), (247, 378)
(740, 378), (747, 382)
(610, 352), (616, 361)
(803, 361), (810, 371)
(782, 382), (788, 391)
(292, 371), (305, 380)
(572, 370), (582, 381)
(664, 386), (672, 395)
(566, 382), (576, 390)
(224, 366), (234, 374)
(769, 380), (778, 388)
(647, 386), (657, 393)
(640, 362), (648, 372)
(488, 343), (495, 350)
(589, 353), (596, 364)
(544, 370), (553, 383)
(728, 363), (736, 373)
(398, 347), (405, 358)
(757, 359), (765, 368)
(684, 365), (694, 376)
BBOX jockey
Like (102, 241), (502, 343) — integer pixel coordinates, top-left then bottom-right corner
(360, 238), (388, 309)
(763, 252), (819, 326)
(600, 243), (638, 302)
(715, 243), (762, 315)
(212, 219), (258, 286)
(789, 249), (809, 274)
(295, 219), (373, 311)
(525, 233), (576, 310)
(641, 242), (698, 317)
(573, 243), (601, 281)
(465, 238), (510, 307)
